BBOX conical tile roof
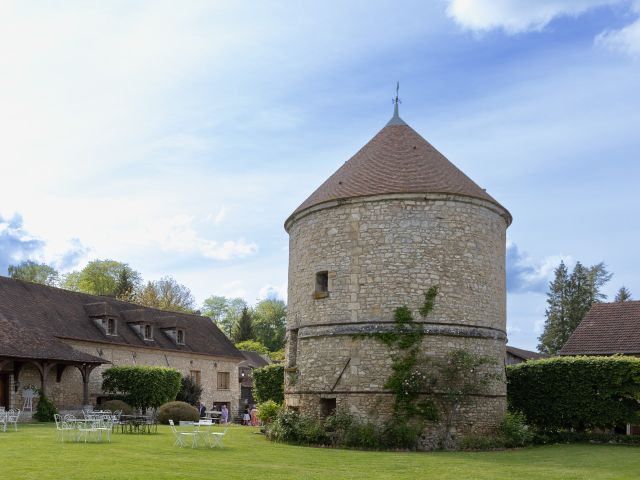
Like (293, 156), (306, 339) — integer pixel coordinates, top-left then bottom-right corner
(288, 112), (510, 225)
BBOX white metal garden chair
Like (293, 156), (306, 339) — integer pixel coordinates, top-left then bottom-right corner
(208, 427), (228, 448)
(169, 419), (198, 448)
(0, 411), (6, 432)
(77, 420), (100, 443)
(95, 417), (112, 443)
(7, 409), (20, 431)
(53, 414), (76, 442)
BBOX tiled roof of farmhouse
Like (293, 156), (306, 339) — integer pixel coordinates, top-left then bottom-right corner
(559, 301), (640, 355)
(0, 276), (243, 363)
(288, 104), (510, 224)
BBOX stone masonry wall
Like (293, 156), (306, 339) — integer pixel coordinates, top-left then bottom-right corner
(284, 194), (509, 445)
(7, 342), (241, 417)
(286, 194), (508, 333)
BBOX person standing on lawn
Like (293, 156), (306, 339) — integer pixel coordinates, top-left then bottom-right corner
(242, 407), (250, 425)
(221, 404), (229, 424)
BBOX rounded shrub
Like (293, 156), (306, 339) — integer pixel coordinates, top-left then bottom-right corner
(102, 399), (134, 415)
(257, 400), (281, 425)
(157, 401), (200, 424)
(33, 395), (58, 422)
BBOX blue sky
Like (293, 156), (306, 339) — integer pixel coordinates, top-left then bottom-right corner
(1, 1), (639, 351)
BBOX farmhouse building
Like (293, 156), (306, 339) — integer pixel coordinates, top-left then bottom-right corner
(506, 346), (547, 365)
(560, 301), (640, 356)
(0, 277), (243, 416)
(560, 300), (640, 435)
(284, 98), (511, 447)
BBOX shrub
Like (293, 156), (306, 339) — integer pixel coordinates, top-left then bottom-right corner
(257, 400), (281, 425)
(33, 395), (57, 422)
(380, 420), (420, 450)
(268, 349), (285, 363)
(532, 431), (640, 445)
(324, 409), (355, 445)
(508, 356), (640, 431)
(299, 417), (329, 445)
(499, 411), (533, 447)
(175, 375), (203, 406)
(101, 399), (134, 415)
(235, 340), (269, 354)
(344, 422), (379, 449)
(265, 409), (304, 443)
(102, 366), (181, 410)
(459, 434), (506, 450)
(253, 364), (284, 404)
(157, 401), (200, 424)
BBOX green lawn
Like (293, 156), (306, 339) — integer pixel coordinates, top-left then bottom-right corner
(1, 424), (639, 480)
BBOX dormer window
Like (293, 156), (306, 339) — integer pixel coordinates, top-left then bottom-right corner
(177, 329), (185, 344)
(107, 318), (117, 336)
(143, 324), (153, 341)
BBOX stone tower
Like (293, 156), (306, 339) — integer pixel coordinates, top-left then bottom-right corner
(283, 99), (511, 443)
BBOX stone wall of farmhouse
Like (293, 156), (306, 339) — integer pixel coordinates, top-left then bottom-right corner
(285, 194), (509, 444)
(10, 342), (240, 416)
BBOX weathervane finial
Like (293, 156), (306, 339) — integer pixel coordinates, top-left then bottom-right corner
(386, 81), (407, 126)
(392, 81), (401, 118)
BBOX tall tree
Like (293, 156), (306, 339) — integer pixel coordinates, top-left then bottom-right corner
(7, 260), (59, 286)
(137, 276), (195, 313)
(537, 261), (570, 355)
(62, 259), (141, 296)
(586, 262), (613, 303)
(114, 268), (140, 301)
(615, 286), (632, 302)
(232, 306), (254, 342)
(538, 261), (612, 354)
(201, 295), (247, 337)
(252, 298), (287, 351)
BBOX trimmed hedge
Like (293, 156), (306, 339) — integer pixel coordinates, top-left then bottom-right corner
(507, 356), (640, 431)
(102, 366), (181, 410)
(157, 401), (200, 425)
(253, 364), (284, 404)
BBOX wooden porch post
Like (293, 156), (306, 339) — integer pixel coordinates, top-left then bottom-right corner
(78, 364), (98, 406)
(37, 362), (56, 397)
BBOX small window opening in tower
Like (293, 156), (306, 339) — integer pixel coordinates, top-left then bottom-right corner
(315, 271), (329, 299)
(144, 324), (153, 340)
(320, 398), (336, 417)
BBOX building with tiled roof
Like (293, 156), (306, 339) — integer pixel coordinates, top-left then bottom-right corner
(284, 93), (511, 449)
(506, 346), (548, 365)
(559, 301), (640, 356)
(0, 276), (244, 414)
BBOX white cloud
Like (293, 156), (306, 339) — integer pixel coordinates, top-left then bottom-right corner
(506, 241), (571, 294)
(447, 0), (626, 33)
(206, 208), (228, 225)
(596, 10), (640, 56)
(145, 214), (257, 261)
(258, 283), (288, 301)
